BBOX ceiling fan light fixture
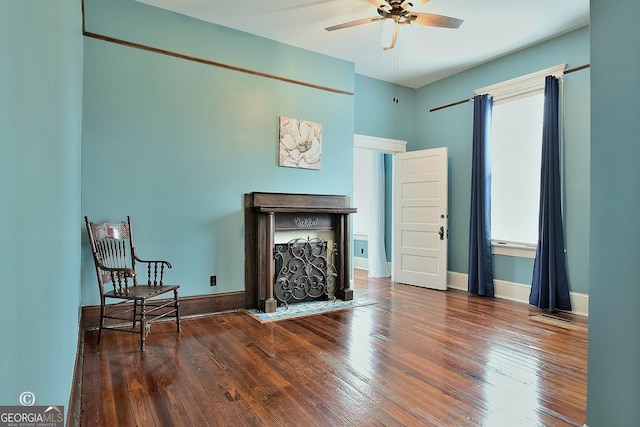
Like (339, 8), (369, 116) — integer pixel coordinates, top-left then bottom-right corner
(326, 0), (462, 51)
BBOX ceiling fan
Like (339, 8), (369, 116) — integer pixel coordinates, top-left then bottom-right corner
(325, 0), (463, 50)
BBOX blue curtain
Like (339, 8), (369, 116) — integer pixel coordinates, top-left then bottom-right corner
(468, 94), (495, 297)
(530, 76), (572, 311)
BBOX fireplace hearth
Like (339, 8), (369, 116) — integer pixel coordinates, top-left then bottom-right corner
(244, 192), (356, 313)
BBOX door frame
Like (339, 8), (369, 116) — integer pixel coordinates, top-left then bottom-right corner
(353, 134), (407, 277)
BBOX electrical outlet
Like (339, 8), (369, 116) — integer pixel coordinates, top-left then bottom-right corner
(210, 275), (216, 286)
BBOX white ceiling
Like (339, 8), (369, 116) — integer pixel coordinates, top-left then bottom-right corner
(134, 0), (589, 89)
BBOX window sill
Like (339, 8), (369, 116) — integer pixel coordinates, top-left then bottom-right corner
(492, 241), (536, 259)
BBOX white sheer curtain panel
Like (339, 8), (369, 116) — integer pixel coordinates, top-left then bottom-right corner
(368, 151), (390, 277)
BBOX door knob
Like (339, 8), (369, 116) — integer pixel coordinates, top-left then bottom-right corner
(439, 226), (444, 240)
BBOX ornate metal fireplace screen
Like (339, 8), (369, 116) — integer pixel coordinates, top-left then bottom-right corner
(274, 237), (338, 307)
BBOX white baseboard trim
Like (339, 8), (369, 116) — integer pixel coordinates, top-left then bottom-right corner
(353, 257), (368, 271)
(447, 271), (589, 317)
(353, 259), (393, 278)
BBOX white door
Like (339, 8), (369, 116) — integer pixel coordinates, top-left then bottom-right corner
(393, 147), (448, 290)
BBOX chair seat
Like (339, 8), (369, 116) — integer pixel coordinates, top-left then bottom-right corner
(105, 284), (179, 300)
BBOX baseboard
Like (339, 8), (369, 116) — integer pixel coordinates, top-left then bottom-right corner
(67, 325), (84, 427)
(447, 271), (589, 317)
(80, 291), (246, 330)
(353, 259), (392, 275)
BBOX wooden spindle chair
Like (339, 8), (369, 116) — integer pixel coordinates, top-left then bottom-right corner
(84, 216), (180, 351)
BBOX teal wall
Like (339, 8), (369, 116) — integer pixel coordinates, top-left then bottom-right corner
(0, 0), (83, 419)
(354, 239), (368, 259)
(413, 26), (590, 294)
(81, 0), (355, 304)
(588, 1), (640, 425)
(354, 74), (415, 142)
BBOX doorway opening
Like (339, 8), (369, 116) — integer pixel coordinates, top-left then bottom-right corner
(352, 134), (407, 280)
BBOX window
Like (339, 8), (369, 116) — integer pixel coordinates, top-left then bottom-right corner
(475, 64), (565, 257)
(491, 92), (544, 246)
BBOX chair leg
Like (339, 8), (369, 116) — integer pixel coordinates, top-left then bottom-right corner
(97, 298), (106, 344)
(132, 300), (138, 329)
(174, 289), (181, 333)
(139, 300), (146, 351)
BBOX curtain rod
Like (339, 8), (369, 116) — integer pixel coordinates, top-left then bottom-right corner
(429, 63), (590, 113)
(80, 0), (353, 96)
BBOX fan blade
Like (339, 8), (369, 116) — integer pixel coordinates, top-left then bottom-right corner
(325, 16), (384, 31)
(410, 12), (463, 29)
(412, 0), (432, 6)
(368, 0), (392, 12)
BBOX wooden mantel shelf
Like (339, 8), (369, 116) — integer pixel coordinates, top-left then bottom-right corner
(244, 192), (356, 313)
(254, 206), (357, 214)
(249, 192), (354, 210)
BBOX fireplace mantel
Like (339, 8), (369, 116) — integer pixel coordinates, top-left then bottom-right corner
(244, 192), (356, 313)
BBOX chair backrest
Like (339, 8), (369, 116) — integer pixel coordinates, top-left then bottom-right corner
(85, 216), (137, 296)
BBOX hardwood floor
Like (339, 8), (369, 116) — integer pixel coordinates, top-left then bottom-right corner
(80, 270), (587, 426)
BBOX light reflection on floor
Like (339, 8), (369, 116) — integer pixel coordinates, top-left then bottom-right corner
(481, 347), (541, 426)
(345, 305), (376, 390)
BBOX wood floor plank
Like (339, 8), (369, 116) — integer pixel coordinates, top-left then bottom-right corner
(80, 270), (587, 426)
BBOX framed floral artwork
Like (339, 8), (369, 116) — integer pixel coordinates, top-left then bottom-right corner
(278, 116), (322, 170)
